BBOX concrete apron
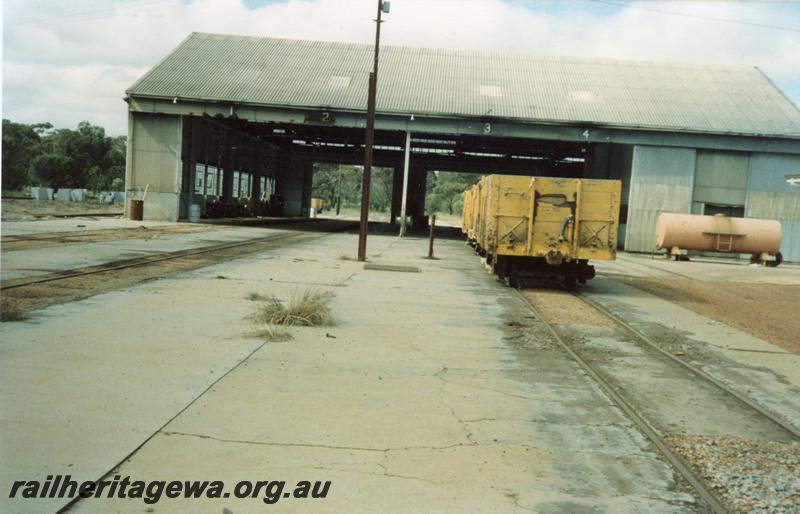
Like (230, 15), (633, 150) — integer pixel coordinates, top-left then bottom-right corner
(3, 233), (696, 513)
(597, 251), (800, 285)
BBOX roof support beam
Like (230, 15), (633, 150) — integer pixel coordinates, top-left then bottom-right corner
(128, 97), (800, 155)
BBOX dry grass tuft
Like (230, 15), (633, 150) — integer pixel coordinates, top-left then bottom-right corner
(1, 296), (28, 322)
(246, 292), (270, 302)
(251, 289), (335, 327)
(337, 253), (354, 261)
(251, 325), (293, 342)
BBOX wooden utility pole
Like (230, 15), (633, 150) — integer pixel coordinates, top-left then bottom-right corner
(357, 0), (387, 261)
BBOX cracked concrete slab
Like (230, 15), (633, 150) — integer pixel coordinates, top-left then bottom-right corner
(0, 234), (360, 514)
(31, 232), (699, 514)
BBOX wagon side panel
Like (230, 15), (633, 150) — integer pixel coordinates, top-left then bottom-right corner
(575, 179), (622, 261)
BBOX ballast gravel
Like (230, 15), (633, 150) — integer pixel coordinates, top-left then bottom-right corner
(664, 435), (799, 513)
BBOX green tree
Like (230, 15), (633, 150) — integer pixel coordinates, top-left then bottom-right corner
(312, 164), (363, 210)
(369, 167), (393, 212)
(29, 154), (74, 188)
(29, 121), (127, 190)
(1, 119), (51, 189)
(103, 135), (127, 190)
(425, 171), (480, 215)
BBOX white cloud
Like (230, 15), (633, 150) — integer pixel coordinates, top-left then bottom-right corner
(3, 0), (799, 135)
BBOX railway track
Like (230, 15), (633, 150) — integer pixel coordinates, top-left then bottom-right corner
(515, 287), (800, 514)
(0, 225), (219, 252)
(575, 291), (800, 439)
(1, 220), (356, 317)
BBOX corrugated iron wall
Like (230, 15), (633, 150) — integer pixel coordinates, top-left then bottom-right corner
(746, 153), (800, 261)
(692, 151), (749, 213)
(130, 113), (181, 193)
(625, 146), (695, 252)
(623, 147), (800, 261)
(129, 113), (182, 221)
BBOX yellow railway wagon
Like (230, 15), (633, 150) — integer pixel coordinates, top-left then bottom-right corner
(463, 175), (622, 288)
(461, 178), (482, 241)
(310, 198), (325, 212)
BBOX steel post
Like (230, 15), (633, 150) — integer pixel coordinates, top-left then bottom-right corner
(399, 130), (411, 237)
(428, 215), (436, 258)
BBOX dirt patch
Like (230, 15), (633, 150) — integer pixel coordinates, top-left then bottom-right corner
(521, 289), (614, 327)
(1, 198), (123, 221)
(621, 278), (800, 356)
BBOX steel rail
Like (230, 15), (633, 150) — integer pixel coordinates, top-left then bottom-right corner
(18, 211), (123, 219)
(0, 218), (319, 246)
(513, 289), (729, 514)
(1, 230), (171, 246)
(0, 222), (356, 292)
(1, 227), (184, 243)
(575, 291), (800, 440)
(0, 234), (298, 290)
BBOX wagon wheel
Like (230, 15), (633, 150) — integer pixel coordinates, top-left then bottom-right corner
(507, 268), (519, 289)
(495, 259), (507, 280)
(766, 252), (783, 268)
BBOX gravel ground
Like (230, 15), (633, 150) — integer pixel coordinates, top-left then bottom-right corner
(665, 435), (800, 513)
(522, 289), (614, 327)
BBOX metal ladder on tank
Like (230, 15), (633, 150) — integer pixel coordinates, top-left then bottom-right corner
(704, 232), (744, 253)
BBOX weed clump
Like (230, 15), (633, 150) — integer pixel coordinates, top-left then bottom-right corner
(252, 325), (293, 342)
(0, 296), (27, 322)
(251, 289), (335, 327)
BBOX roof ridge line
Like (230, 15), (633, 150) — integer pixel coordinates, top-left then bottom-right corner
(184, 31), (755, 72)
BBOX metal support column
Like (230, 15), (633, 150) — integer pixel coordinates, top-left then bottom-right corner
(399, 130), (411, 237)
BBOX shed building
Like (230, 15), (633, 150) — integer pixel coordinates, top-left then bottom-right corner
(125, 32), (800, 260)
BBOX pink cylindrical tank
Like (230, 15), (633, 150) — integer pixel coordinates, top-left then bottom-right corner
(655, 213), (781, 254)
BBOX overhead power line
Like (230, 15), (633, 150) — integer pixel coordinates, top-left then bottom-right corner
(587, 0), (800, 33)
(5, 0), (174, 29)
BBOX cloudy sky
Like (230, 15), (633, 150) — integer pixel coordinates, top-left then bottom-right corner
(3, 0), (800, 135)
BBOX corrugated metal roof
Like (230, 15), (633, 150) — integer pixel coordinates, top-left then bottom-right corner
(128, 32), (800, 138)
